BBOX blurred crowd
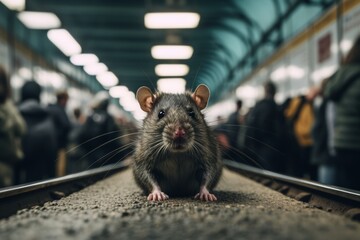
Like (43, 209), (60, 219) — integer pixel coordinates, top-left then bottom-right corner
(0, 68), (137, 188)
(1, 36), (359, 192)
(213, 35), (360, 191)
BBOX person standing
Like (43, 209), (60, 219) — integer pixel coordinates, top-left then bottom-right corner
(47, 90), (72, 176)
(321, 35), (360, 190)
(245, 81), (287, 173)
(19, 81), (57, 183)
(0, 66), (26, 187)
(76, 92), (123, 169)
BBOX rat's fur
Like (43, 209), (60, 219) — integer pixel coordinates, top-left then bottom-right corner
(132, 87), (222, 199)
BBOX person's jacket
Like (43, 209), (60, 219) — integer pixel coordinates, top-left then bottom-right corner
(324, 65), (360, 150)
(19, 100), (57, 164)
(0, 100), (26, 163)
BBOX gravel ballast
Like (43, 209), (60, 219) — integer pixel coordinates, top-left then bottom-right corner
(0, 168), (359, 240)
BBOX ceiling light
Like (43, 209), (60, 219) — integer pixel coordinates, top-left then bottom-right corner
(83, 62), (108, 76)
(151, 45), (193, 59)
(70, 53), (99, 66)
(17, 11), (61, 29)
(120, 98), (138, 112)
(236, 85), (258, 99)
(340, 39), (353, 53)
(109, 85), (129, 98)
(96, 71), (118, 88)
(0, 0), (25, 11)
(271, 66), (287, 82)
(155, 64), (189, 77)
(47, 29), (82, 57)
(18, 67), (32, 79)
(157, 78), (186, 93)
(287, 65), (305, 79)
(145, 12), (200, 29)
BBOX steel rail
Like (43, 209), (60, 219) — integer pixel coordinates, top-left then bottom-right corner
(1, 159), (359, 221)
(224, 160), (360, 221)
(0, 161), (129, 219)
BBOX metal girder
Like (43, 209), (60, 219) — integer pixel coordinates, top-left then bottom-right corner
(230, 0), (305, 77)
(302, 0), (336, 8)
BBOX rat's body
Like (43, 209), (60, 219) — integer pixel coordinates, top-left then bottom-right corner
(133, 85), (222, 201)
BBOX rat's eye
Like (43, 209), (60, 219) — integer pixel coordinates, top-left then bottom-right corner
(158, 109), (165, 119)
(187, 108), (195, 118)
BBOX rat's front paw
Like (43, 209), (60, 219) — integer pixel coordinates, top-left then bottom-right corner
(147, 190), (169, 201)
(194, 187), (217, 201)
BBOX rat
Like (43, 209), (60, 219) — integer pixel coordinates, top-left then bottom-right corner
(132, 84), (222, 201)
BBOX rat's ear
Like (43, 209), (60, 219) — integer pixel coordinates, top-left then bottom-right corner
(136, 86), (155, 112)
(191, 84), (210, 110)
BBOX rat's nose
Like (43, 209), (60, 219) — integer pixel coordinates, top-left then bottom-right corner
(174, 127), (186, 139)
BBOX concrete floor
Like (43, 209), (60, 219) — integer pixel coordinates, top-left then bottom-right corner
(0, 168), (359, 240)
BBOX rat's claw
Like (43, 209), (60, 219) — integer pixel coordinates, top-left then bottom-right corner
(194, 188), (217, 202)
(147, 190), (169, 201)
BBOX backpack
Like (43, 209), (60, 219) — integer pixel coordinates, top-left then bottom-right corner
(22, 115), (58, 162)
(285, 96), (314, 147)
(78, 111), (120, 151)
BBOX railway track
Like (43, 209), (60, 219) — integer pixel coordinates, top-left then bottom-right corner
(0, 159), (359, 221)
(224, 160), (360, 221)
(0, 161), (129, 219)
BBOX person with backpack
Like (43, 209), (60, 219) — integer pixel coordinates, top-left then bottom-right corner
(0, 66), (26, 187)
(18, 81), (57, 183)
(75, 92), (124, 169)
(283, 95), (316, 179)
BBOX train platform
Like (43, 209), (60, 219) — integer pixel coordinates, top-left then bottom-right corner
(0, 168), (359, 240)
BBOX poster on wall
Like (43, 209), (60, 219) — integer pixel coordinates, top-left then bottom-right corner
(309, 22), (339, 86)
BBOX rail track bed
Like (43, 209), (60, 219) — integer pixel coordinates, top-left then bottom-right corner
(0, 161), (359, 240)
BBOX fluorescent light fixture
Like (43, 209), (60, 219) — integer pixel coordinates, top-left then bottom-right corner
(47, 29), (82, 57)
(18, 67), (32, 79)
(271, 66), (287, 82)
(109, 85), (129, 98)
(121, 99), (138, 112)
(96, 71), (118, 88)
(340, 39), (353, 53)
(155, 64), (189, 77)
(10, 75), (25, 88)
(157, 78), (186, 93)
(145, 12), (200, 29)
(287, 65), (305, 79)
(83, 62), (108, 76)
(151, 45), (193, 59)
(311, 65), (337, 84)
(0, 0), (25, 11)
(70, 53), (99, 66)
(17, 11), (61, 29)
(236, 85), (258, 99)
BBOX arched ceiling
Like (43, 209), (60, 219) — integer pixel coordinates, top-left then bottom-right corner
(24, 0), (336, 104)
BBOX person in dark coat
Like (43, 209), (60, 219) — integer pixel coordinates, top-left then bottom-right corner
(76, 92), (124, 169)
(245, 81), (287, 173)
(0, 66), (26, 187)
(47, 90), (72, 176)
(18, 81), (57, 183)
(321, 35), (360, 190)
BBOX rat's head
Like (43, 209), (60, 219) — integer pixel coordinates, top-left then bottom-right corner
(136, 85), (210, 153)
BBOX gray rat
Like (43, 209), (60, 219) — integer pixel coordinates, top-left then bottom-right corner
(132, 84), (222, 201)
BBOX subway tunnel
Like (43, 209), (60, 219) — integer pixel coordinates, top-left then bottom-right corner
(0, 0), (360, 239)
